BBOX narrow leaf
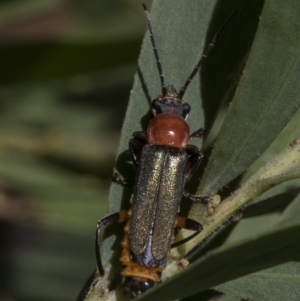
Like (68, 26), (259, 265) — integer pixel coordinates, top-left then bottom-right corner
(215, 262), (300, 301)
(199, 0), (300, 195)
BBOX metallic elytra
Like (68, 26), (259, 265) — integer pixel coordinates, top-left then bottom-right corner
(130, 145), (188, 263)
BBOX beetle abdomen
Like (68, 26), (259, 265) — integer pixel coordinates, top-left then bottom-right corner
(120, 219), (163, 296)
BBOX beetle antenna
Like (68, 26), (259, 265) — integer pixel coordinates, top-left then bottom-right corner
(143, 3), (167, 97)
(179, 11), (237, 99)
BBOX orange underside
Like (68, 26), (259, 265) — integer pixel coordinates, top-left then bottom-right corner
(120, 221), (165, 283)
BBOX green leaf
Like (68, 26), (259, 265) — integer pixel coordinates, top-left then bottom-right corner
(278, 191), (300, 226)
(199, 0), (300, 196)
(216, 296), (242, 301)
(215, 262), (300, 301)
(208, 190), (300, 301)
(136, 222), (300, 301)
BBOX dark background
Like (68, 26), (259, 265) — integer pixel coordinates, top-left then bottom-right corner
(0, 1), (151, 300)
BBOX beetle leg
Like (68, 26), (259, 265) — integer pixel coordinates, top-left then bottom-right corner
(111, 169), (134, 185)
(183, 191), (210, 204)
(84, 211), (129, 297)
(112, 131), (147, 185)
(95, 211), (128, 276)
(189, 127), (205, 139)
(185, 144), (204, 182)
(184, 145), (209, 203)
(171, 216), (203, 248)
(129, 131), (148, 167)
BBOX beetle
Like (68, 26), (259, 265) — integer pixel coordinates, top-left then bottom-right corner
(92, 4), (234, 297)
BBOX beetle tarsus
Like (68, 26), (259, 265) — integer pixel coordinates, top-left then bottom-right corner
(129, 131), (148, 167)
(95, 211), (128, 277)
(183, 191), (210, 204)
(111, 170), (134, 185)
(190, 127), (206, 139)
(171, 216), (203, 248)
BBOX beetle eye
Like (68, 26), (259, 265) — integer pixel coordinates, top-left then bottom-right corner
(152, 99), (161, 116)
(182, 103), (191, 119)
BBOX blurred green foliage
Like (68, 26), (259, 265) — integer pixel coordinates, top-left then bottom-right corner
(0, 1), (148, 300)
